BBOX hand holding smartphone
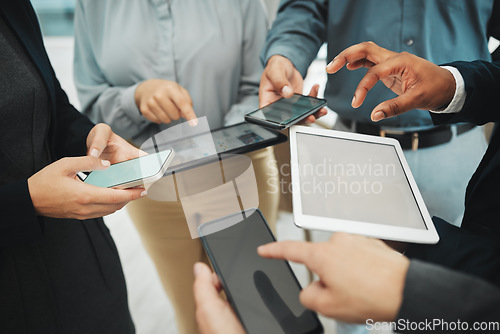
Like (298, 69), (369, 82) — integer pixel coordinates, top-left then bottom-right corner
(245, 94), (326, 130)
(83, 149), (175, 189)
(199, 209), (323, 334)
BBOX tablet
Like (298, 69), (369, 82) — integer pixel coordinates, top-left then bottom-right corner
(147, 122), (287, 174)
(290, 126), (439, 244)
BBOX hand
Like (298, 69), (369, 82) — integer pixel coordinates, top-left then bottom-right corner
(258, 233), (410, 323)
(134, 79), (198, 125)
(86, 123), (145, 163)
(193, 262), (245, 334)
(28, 156), (146, 219)
(260, 55), (326, 124)
(326, 42), (456, 122)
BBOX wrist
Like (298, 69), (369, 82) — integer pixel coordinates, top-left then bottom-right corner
(436, 68), (456, 110)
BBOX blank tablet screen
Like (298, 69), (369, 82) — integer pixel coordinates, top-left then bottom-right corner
(296, 132), (427, 230)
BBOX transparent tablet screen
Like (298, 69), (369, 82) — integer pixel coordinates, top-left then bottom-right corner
(296, 133), (426, 229)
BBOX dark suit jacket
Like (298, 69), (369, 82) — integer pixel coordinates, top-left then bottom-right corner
(0, 2), (134, 333)
(0, 1), (94, 246)
(405, 60), (500, 287)
(399, 60), (500, 323)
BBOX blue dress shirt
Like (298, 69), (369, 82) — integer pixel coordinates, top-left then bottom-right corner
(262, 0), (494, 130)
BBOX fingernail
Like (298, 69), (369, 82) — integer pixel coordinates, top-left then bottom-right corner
(90, 148), (99, 158)
(282, 85), (293, 97)
(373, 111), (386, 122)
(188, 118), (198, 127)
(101, 159), (110, 167)
(351, 95), (357, 107)
(140, 190), (147, 197)
(326, 56), (337, 68)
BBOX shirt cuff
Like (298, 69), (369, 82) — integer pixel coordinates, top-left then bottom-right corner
(430, 66), (465, 114)
(120, 83), (145, 123)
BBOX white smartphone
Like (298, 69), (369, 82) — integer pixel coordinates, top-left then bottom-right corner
(83, 149), (175, 189)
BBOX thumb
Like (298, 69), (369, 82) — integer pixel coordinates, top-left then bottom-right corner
(193, 262), (220, 306)
(266, 65), (294, 99)
(370, 93), (417, 122)
(60, 156), (111, 174)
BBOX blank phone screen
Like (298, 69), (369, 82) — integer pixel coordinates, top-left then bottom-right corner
(200, 210), (323, 334)
(84, 150), (172, 188)
(248, 95), (325, 125)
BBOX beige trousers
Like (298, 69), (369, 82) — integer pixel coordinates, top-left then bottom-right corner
(126, 147), (279, 334)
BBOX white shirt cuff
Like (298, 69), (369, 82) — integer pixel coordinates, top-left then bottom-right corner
(430, 66), (465, 114)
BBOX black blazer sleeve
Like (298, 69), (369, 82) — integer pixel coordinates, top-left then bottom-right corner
(397, 260), (500, 325)
(0, 1), (95, 246)
(431, 60), (500, 126)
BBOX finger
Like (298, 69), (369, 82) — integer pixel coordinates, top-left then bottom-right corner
(172, 90), (198, 125)
(346, 58), (375, 71)
(370, 93), (418, 121)
(266, 64), (294, 99)
(80, 185), (146, 205)
(87, 123), (112, 158)
(303, 115), (316, 124)
(299, 280), (330, 312)
(211, 272), (223, 292)
(314, 108), (328, 119)
(351, 58), (404, 108)
(140, 107), (162, 124)
(258, 241), (318, 270)
(193, 262), (223, 307)
(150, 98), (174, 124)
(326, 42), (395, 74)
(259, 80), (284, 108)
(60, 156), (110, 174)
(72, 202), (129, 220)
(308, 84), (320, 97)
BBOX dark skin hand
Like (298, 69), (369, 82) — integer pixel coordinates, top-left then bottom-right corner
(326, 41), (456, 121)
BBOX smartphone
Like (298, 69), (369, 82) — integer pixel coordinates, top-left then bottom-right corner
(83, 149), (175, 189)
(199, 209), (323, 334)
(245, 94), (326, 130)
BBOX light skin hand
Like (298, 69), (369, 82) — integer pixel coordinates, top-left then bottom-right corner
(27, 155), (146, 219)
(193, 262), (245, 334)
(86, 123), (146, 163)
(259, 55), (304, 107)
(325, 41), (456, 122)
(259, 55), (326, 124)
(135, 79), (198, 126)
(258, 233), (410, 323)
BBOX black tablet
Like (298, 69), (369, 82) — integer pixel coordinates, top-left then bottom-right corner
(145, 122), (287, 175)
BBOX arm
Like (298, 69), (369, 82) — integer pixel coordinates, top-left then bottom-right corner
(259, 0), (328, 121)
(398, 260), (500, 323)
(73, 0), (150, 140)
(259, 234), (500, 323)
(261, 0), (328, 77)
(405, 217), (500, 288)
(223, 0), (268, 126)
(326, 42), (500, 124)
(430, 60), (500, 126)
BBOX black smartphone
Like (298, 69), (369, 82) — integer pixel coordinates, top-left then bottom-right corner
(199, 209), (324, 334)
(245, 94), (326, 130)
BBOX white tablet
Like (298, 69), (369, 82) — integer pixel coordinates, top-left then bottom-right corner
(290, 125), (439, 244)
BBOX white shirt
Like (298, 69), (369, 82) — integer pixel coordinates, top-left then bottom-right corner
(431, 66), (466, 114)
